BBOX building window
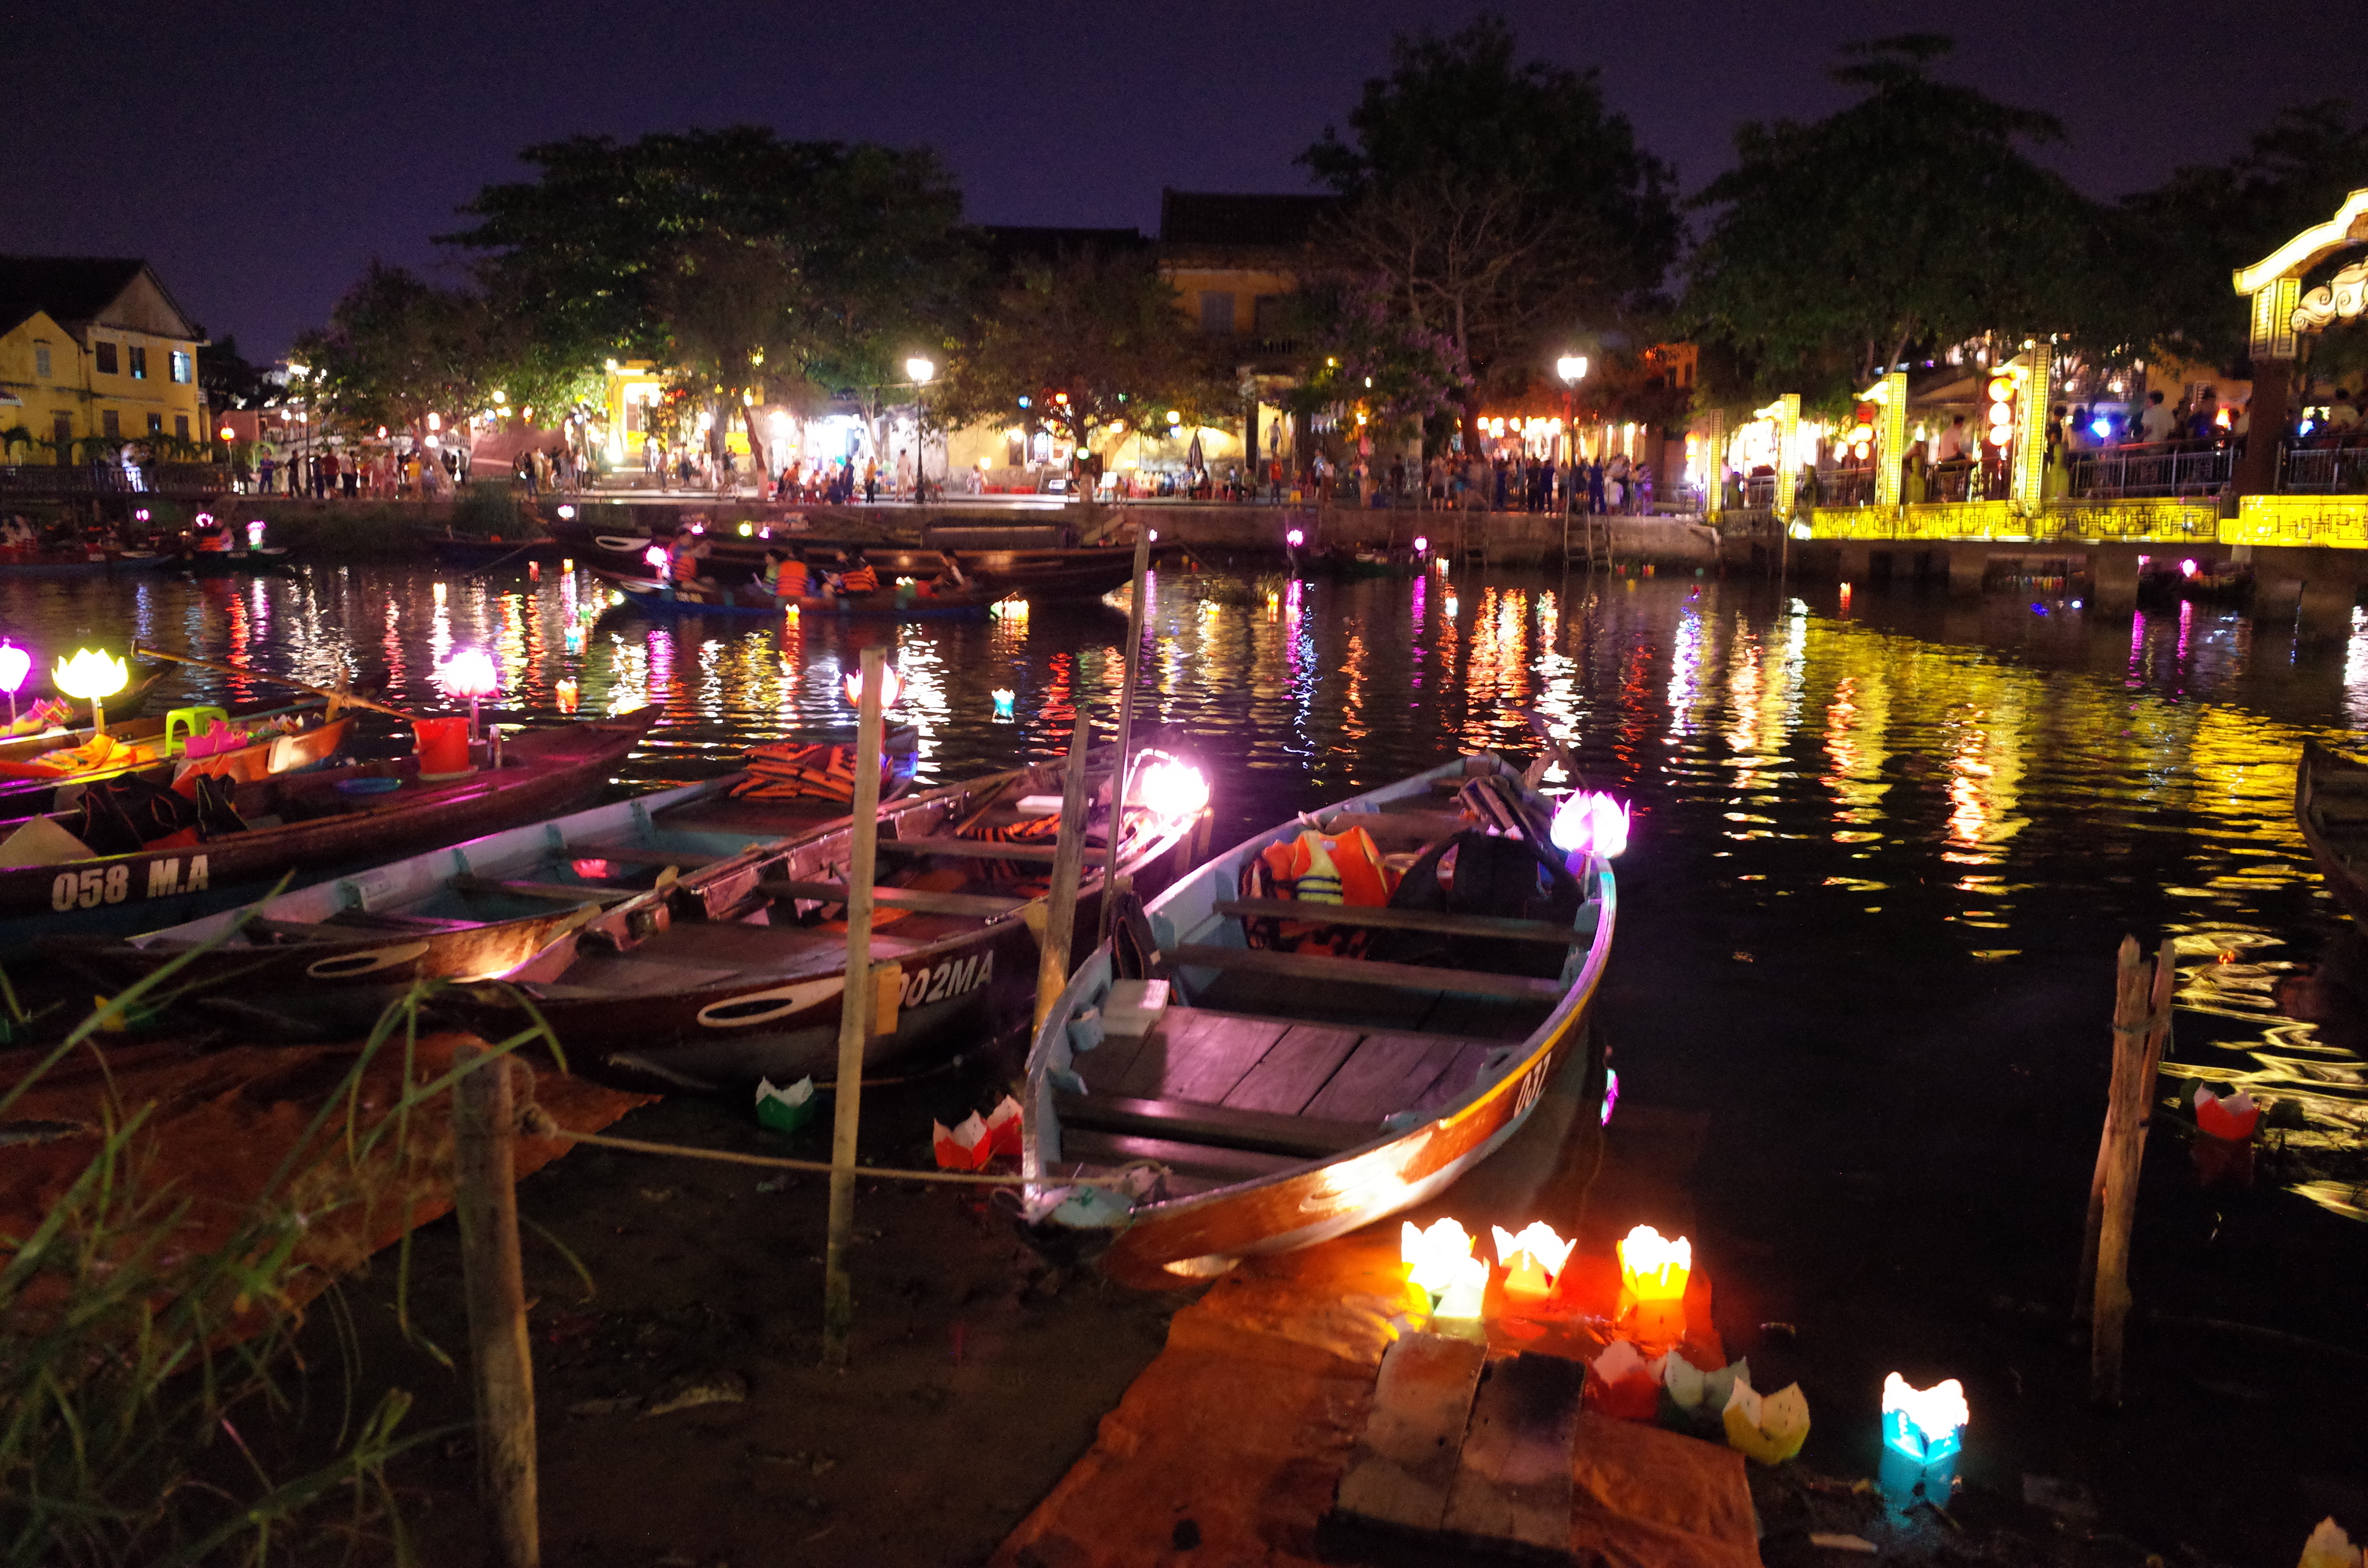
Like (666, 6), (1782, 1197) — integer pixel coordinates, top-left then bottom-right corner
(148, 413), (164, 436)
(1198, 292), (1236, 334)
(175, 414), (189, 440)
(1252, 295), (1287, 336)
(52, 413), (72, 452)
(32, 343), (51, 379)
(129, 346), (148, 380)
(94, 341), (119, 376)
(170, 350), (192, 384)
(102, 409), (120, 438)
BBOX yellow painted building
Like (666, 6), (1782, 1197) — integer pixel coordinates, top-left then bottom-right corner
(0, 257), (208, 459)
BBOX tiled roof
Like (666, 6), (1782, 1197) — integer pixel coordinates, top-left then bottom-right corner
(1158, 190), (1337, 249)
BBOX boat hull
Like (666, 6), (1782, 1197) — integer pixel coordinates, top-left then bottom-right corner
(0, 553), (173, 579)
(1023, 756), (1617, 1290)
(2298, 740), (2368, 931)
(593, 569), (996, 619)
(0, 709), (660, 950)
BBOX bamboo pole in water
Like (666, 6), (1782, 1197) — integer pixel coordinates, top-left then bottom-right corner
(2083, 935), (2176, 1406)
(453, 1044), (538, 1568)
(132, 639), (422, 722)
(1097, 526), (1153, 946)
(823, 647), (888, 1371)
(1034, 703), (1096, 1032)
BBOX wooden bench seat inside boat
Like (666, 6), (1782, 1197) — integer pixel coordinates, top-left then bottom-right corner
(1168, 943), (1564, 1002)
(1051, 1091), (1374, 1158)
(876, 835), (1063, 863)
(758, 879), (1028, 919)
(1072, 1005), (1504, 1131)
(567, 843), (726, 868)
(1210, 898), (1584, 945)
(449, 875), (639, 903)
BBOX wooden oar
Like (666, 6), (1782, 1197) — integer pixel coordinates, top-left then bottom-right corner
(131, 641), (424, 723)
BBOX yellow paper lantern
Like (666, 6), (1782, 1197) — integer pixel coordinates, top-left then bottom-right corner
(1492, 1222), (1575, 1301)
(53, 649), (128, 734)
(1617, 1224), (1690, 1302)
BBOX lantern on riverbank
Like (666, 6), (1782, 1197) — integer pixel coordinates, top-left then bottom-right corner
(1617, 1225), (1690, 1303)
(1401, 1217), (1478, 1303)
(1881, 1373), (1967, 1462)
(53, 649), (127, 735)
(1492, 1222), (1575, 1301)
(440, 648), (499, 739)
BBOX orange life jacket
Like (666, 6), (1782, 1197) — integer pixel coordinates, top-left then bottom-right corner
(841, 564), (878, 594)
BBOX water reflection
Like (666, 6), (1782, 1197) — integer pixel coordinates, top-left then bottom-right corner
(1, 562), (2363, 1217)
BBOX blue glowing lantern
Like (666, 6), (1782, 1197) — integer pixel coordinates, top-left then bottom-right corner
(1881, 1373), (1967, 1462)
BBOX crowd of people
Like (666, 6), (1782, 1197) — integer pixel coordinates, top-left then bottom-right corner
(235, 444), (469, 499)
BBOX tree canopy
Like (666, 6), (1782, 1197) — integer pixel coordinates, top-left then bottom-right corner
(1683, 36), (2097, 408)
(443, 127), (976, 455)
(295, 263), (495, 438)
(934, 249), (1231, 457)
(1301, 13), (1678, 437)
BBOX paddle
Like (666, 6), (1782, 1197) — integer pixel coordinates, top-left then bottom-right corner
(131, 640), (425, 723)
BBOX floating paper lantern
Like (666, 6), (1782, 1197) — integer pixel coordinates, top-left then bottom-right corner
(2299, 1519), (2364, 1568)
(643, 544), (668, 575)
(1586, 1339), (1661, 1420)
(1133, 759), (1211, 821)
(1432, 1253), (1489, 1320)
(1552, 791), (1631, 861)
(1617, 1225), (1690, 1302)
(932, 1112), (994, 1171)
(754, 1075), (815, 1134)
(842, 664), (903, 710)
(53, 649), (128, 734)
(1723, 1376), (1810, 1465)
(1413, 536), (1428, 554)
(246, 521), (266, 550)
(555, 678), (580, 714)
(991, 598), (1029, 620)
(1660, 1353), (1748, 1424)
(1401, 1217), (1477, 1299)
(2194, 1084), (2261, 1142)
(1286, 528), (1305, 549)
(985, 1096), (1024, 1159)
(440, 648), (500, 738)
(991, 687), (1016, 718)
(1601, 1066), (1620, 1127)
(0, 641), (28, 726)
(1491, 1222), (1575, 1301)
(1881, 1373), (1967, 1462)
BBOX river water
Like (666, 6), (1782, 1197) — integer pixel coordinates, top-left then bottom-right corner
(12, 560), (2360, 1223)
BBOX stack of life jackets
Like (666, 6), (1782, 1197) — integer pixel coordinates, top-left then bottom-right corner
(957, 807), (1076, 885)
(1239, 824), (1394, 955)
(730, 740), (896, 803)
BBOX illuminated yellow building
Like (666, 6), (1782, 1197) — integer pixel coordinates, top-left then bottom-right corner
(0, 257), (208, 457)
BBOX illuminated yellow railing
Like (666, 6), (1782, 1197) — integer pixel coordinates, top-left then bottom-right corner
(1806, 498), (2222, 545)
(2220, 494), (2368, 549)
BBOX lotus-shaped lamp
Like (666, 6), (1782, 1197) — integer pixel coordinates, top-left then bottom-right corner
(1134, 760), (1209, 822)
(1617, 1224), (1690, 1303)
(842, 664), (903, 710)
(1492, 1222), (1575, 1301)
(1552, 791), (1631, 862)
(1881, 1372), (1967, 1462)
(1400, 1217), (1477, 1301)
(54, 648), (127, 733)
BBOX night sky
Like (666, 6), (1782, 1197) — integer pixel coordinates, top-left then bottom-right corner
(6, 1), (2354, 355)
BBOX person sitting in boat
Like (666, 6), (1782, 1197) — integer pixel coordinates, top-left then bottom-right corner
(837, 551), (879, 596)
(761, 550), (811, 602)
(666, 531), (712, 588)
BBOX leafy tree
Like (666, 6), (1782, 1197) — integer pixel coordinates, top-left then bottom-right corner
(2107, 100), (2368, 373)
(295, 262), (493, 439)
(1683, 35), (2098, 408)
(1301, 13), (1678, 441)
(196, 334), (269, 411)
(934, 249), (1231, 461)
(443, 127), (975, 464)
(1281, 273), (1470, 449)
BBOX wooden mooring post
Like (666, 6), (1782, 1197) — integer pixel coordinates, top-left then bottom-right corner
(2076, 935), (2176, 1406)
(823, 646), (893, 1371)
(1097, 526), (1152, 946)
(453, 1043), (538, 1568)
(1033, 703), (1097, 1033)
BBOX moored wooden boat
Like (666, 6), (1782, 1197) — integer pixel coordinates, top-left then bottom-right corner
(0, 550), (174, 579)
(51, 727), (924, 1027)
(1021, 753), (1617, 1289)
(592, 567), (1001, 620)
(0, 700), (350, 812)
(444, 746), (1215, 1090)
(2297, 739), (2368, 931)
(574, 524), (1151, 602)
(0, 707), (661, 949)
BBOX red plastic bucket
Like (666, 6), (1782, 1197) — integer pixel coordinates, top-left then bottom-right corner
(412, 717), (472, 779)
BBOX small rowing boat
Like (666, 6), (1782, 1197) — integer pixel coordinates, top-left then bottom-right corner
(49, 726), (923, 1029)
(1021, 753), (1617, 1288)
(444, 745), (1214, 1090)
(0, 708), (661, 949)
(2298, 739), (2368, 932)
(0, 701), (353, 815)
(0, 550), (174, 579)
(592, 568), (1001, 619)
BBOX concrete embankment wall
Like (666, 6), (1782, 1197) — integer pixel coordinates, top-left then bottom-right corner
(101, 487), (1727, 570)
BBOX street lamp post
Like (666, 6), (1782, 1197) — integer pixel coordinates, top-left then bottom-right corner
(904, 356), (935, 503)
(1556, 355), (1589, 566)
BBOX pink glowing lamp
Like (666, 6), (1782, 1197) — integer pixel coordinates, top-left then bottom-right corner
(0, 641), (28, 727)
(1286, 528), (1305, 549)
(1551, 791), (1632, 864)
(440, 647), (500, 738)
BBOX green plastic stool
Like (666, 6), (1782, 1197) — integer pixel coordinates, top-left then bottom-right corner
(164, 705), (229, 754)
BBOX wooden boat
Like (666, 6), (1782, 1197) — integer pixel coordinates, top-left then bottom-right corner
(0, 550), (174, 578)
(412, 527), (565, 569)
(0, 705), (354, 815)
(439, 746), (1214, 1090)
(51, 727), (925, 1025)
(0, 708), (661, 949)
(1020, 753), (1617, 1289)
(175, 545), (298, 576)
(574, 525), (1149, 603)
(2297, 740), (2368, 931)
(592, 568), (1000, 620)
